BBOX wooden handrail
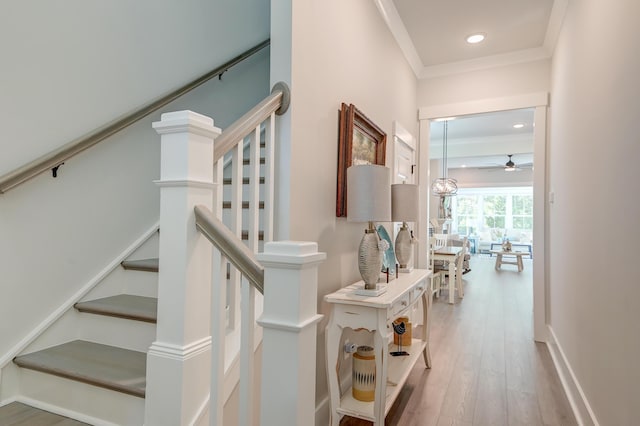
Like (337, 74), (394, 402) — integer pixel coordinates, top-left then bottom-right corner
(194, 204), (264, 294)
(0, 39), (271, 194)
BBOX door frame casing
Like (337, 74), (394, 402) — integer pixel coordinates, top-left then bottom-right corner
(417, 92), (549, 342)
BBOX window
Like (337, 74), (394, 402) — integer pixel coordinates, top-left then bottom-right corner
(483, 195), (507, 229)
(451, 187), (533, 237)
(454, 195), (479, 235)
(512, 195), (533, 230)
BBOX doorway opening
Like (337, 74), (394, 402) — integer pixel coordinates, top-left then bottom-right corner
(417, 93), (548, 342)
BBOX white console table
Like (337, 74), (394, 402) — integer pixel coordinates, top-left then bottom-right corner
(324, 269), (432, 425)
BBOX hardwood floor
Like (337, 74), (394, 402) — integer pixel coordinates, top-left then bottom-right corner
(341, 256), (577, 426)
(0, 402), (89, 425)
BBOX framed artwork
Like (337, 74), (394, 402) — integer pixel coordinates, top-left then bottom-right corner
(336, 103), (387, 217)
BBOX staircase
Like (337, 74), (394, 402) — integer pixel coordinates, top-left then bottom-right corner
(4, 83), (322, 426)
(9, 131), (269, 424)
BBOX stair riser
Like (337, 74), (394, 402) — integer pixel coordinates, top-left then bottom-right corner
(77, 314), (156, 353)
(19, 369), (144, 426)
(83, 266), (158, 301)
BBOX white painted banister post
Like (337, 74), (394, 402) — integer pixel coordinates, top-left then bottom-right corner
(256, 241), (326, 425)
(145, 111), (221, 426)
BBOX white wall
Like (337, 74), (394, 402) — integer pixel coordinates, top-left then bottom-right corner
(272, 0), (419, 418)
(0, 0), (270, 362)
(548, 0), (640, 424)
(417, 59), (551, 107)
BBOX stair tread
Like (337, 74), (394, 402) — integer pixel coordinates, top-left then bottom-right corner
(121, 258), (158, 272)
(75, 295), (157, 323)
(14, 340), (146, 398)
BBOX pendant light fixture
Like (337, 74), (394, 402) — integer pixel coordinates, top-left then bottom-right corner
(431, 120), (458, 196)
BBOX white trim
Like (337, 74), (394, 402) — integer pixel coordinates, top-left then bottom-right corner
(543, 0), (569, 55)
(418, 93), (548, 342)
(373, 0), (558, 79)
(420, 47), (550, 79)
(419, 93), (549, 120)
(373, 0), (423, 77)
(147, 336), (212, 361)
(547, 326), (600, 426)
(188, 395), (210, 426)
(153, 179), (216, 189)
(14, 396), (121, 426)
(257, 253), (326, 268)
(257, 314), (323, 332)
(0, 222), (160, 369)
(392, 120), (416, 151)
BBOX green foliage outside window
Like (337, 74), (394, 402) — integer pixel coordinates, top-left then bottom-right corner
(512, 195), (533, 230)
(483, 195), (506, 229)
(455, 195), (478, 235)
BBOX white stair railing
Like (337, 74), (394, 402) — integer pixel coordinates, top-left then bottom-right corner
(146, 83), (325, 426)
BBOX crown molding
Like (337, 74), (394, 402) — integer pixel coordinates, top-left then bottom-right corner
(376, 0), (568, 80)
(543, 0), (569, 55)
(373, 0), (424, 77)
(419, 47), (550, 79)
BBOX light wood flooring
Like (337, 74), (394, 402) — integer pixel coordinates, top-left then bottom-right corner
(0, 402), (89, 425)
(342, 255), (577, 426)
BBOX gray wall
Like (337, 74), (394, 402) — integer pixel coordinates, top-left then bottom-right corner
(0, 0), (269, 364)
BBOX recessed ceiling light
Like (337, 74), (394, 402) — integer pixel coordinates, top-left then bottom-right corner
(461, 165), (467, 168)
(434, 117), (457, 122)
(466, 33), (485, 44)
(513, 123), (525, 129)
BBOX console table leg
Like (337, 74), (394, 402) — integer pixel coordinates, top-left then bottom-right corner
(422, 293), (432, 368)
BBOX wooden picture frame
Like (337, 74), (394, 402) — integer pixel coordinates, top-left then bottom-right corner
(336, 103), (387, 217)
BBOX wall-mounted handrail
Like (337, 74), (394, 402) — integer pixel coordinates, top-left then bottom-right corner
(0, 39), (271, 194)
(194, 204), (264, 294)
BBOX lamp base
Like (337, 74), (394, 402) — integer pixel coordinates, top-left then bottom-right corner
(354, 284), (387, 297)
(358, 224), (383, 288)
(398, 266), (414, 273)
(395, 223), (413, 271)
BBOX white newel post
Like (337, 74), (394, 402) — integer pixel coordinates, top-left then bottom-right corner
(256, 241), (326, 425)
(145, 111), (221, 426)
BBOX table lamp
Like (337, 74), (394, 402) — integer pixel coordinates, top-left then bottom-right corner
(347, 164), (391, 296)
(392, 183), (419, 272)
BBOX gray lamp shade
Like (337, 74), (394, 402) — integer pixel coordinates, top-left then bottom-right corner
(391, 183), (419, 222)
(347, 165), (391, 222)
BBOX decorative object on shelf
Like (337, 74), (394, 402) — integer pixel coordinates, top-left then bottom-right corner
(336, 103), (387, 217)
(376, 224), (396, 278)
(347, 165), (391, 296)
(391, 319), (409, 357)
(431, 119), (458, 196)
(502, 239), (512, 252)
(352, 345), (376, 402)
(393, 316), (412, 346)
(391, 183), (419, 272)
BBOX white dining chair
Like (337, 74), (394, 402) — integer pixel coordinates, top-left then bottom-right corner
(429, 237), (445, 298)
(438, 236), (466, 299)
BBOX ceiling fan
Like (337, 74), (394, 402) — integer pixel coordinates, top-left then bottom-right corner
(473, 154), (533, 172)
(504, 154), (517, 171)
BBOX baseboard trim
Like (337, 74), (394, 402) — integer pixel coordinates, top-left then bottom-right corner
(546, 325), (599, 426)
(0, 222), (160, 369)
(14, 395), (121, 426)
